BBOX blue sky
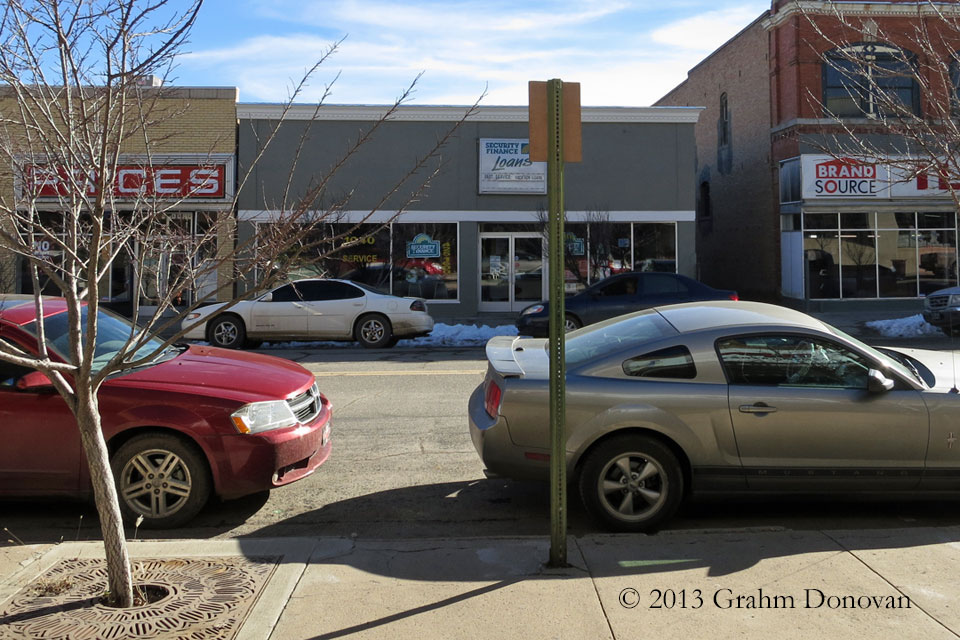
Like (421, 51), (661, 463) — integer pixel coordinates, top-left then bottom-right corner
(175, 0), (769, 106)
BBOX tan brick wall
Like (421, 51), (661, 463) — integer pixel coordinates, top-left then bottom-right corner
(0, 86), (237, 296)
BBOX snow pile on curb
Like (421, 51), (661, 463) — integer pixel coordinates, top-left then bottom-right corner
(865, 314), (945, 338)
(260, 322), (518, 349)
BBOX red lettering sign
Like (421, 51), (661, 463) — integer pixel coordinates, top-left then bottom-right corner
(814, 158), (877, 180)
(24, 164), (227, 199)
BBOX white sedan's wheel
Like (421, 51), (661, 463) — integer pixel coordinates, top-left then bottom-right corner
(356, 314), (393, 348)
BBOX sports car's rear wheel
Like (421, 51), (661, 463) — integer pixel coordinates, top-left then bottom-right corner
(356, 314), (393, 348)
(578, 434), (683, 532)
(208, 315), (245, 349)
(111, 433), (211, 529)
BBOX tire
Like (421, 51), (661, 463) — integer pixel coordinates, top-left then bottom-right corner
(111, 433), (212, 529)
(578, 434), (683, 532)
(564, 314), (582, 332)
(207, 315), (245, 349)
(355, 314), (393, 348)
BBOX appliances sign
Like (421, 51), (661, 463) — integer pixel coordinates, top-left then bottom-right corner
(23, 163), (228, 199)
(478, 138), (546, 194)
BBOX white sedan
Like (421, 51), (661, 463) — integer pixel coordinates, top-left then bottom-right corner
(182, 279), (435, 349)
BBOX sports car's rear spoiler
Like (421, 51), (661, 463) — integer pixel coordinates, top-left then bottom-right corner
(484, 335), (549, 378)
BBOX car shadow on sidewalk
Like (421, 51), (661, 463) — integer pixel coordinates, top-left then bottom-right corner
(217, 479), (960, 581)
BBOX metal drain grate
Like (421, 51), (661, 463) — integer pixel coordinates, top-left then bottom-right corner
(0, 556), (278, 639)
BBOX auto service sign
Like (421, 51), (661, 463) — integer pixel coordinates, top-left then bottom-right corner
(801, 156), (887, 199)
(23, 163), (227, 199)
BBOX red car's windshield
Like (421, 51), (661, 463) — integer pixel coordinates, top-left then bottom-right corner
(22, 306), (169, 374)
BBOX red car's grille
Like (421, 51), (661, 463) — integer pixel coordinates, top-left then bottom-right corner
(288, 383), (322, 424)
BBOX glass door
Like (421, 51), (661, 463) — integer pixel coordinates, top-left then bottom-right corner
(479, 233), (543, 311)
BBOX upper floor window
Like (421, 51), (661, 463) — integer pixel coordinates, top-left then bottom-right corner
(823, 43), (919, 118)
(719, 93), (730, 147)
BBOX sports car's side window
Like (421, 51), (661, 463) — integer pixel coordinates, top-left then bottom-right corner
(623, 345), (696, 379)
(717, 335), (873, 389)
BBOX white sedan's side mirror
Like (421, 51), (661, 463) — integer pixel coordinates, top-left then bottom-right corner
(867, 369), (895, 393)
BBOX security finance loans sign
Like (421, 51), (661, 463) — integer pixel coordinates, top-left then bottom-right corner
(479, 138), (546, 194)
(801, 156), (887, 199)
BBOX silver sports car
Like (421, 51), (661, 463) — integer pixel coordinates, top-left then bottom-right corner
(468, 301), (960, 532)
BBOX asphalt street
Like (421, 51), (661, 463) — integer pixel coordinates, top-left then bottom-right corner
(5, 335), (960, 545)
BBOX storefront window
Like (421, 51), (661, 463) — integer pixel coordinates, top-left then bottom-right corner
(324, 223), (391, 290)
(877, 230), (918, 297)
(562, 223), (589, 293)
(840, 231), (877, 298)
(805, 231), (840, 298)
(391, 223), (457, 300)
(918, 229), (957, 294)
(589, 223), (633, 281)
(804, 210), (958, 299)
(634, 223), (676, 273)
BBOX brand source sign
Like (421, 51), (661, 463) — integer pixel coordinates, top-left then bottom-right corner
(800, 155), (960, 200)
(478, 138), (546, 194)
(801, 156), (886, 198)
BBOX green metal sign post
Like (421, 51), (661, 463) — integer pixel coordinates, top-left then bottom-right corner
(529, 78), (581, 568)
(545, 78), (567, 567)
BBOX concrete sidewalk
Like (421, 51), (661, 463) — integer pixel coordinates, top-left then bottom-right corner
(3, 527), (960, 639)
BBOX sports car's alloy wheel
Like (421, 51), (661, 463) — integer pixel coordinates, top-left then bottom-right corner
(112, 434), (211, 529)
(579, 435), (683, 532)
(564, 315), (581, 332)
(209, 315), (245, 349)
(356, 315), (393, 348)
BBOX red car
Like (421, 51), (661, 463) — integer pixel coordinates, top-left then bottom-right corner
(0, 296), (332, 528)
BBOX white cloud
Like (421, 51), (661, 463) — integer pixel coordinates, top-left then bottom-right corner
(181, 1), (771, 105)
(651, 5), (768, 53)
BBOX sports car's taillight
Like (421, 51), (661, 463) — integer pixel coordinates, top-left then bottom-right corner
(484, 380), (502, 418)
(729, 292), (739, 301)
(410, 299), (427, 312)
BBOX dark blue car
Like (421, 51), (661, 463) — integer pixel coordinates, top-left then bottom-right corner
(516, 272), (738, 337)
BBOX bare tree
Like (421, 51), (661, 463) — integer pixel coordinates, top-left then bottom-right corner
(0, 0), (475, 608)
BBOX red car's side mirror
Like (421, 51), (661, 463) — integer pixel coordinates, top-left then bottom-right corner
(16, 370), (55, 392)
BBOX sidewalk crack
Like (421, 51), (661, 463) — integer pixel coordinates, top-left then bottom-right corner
(821, 530), (960, 639)
(573, 537), (616, 640)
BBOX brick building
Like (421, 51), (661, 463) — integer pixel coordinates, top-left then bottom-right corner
(0, 86), (238, 311)
(657, 0), (960, 308)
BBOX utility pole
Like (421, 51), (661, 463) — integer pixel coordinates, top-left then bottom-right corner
(528, 79), (581, 567)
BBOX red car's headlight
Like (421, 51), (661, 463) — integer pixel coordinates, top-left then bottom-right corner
(230, 400), (297, 434)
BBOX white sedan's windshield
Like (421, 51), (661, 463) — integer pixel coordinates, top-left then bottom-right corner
(24, 307), (168, 374)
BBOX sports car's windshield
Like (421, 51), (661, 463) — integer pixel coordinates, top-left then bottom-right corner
(565, 310), (678, 367)
(23, 306), (170, 374)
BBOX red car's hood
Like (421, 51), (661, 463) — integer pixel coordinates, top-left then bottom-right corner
(108, 344), (315, 402)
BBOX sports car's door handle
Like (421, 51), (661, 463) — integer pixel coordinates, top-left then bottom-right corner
(739, 403), (777, 414)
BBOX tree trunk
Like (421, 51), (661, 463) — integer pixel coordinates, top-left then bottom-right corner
(74, 389), (133, 608)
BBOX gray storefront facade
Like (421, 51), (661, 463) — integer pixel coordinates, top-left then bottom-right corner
(237, 104), (701, 321)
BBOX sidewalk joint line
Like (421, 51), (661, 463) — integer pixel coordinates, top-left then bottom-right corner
(820, 530), (960, 639)
(573, 537), (617, 640)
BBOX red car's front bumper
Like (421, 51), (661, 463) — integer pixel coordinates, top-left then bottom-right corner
(208, 394), (333, 499)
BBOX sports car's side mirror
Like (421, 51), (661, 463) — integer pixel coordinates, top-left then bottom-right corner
(260, 292), (273, 302)
(867, 369), (895, 393)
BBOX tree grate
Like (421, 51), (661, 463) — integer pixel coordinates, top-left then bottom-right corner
(0, 556), (278, 639)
